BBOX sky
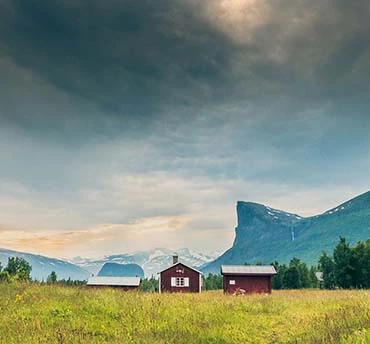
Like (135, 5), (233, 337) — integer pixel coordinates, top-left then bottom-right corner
(1, 0), (370, 259)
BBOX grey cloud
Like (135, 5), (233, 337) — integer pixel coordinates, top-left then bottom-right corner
(0, 0), (233, 118)
(1, 1), (370, 257)
(1, 0), (369, 136)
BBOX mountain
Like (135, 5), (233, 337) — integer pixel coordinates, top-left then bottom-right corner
(0, 248), (90, 281)
(98, 263), (144, 278)
(73, 248), (219, 277)
(202, 190), (370, 274)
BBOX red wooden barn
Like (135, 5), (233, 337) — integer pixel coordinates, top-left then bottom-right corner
(158, 255), (202, 293)
(221, 265), (276, 294)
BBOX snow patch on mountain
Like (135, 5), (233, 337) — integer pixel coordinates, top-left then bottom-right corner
(265, 205), (303, 220)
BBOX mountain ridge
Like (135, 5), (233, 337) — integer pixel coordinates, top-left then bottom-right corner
(202, 190), (370, 274)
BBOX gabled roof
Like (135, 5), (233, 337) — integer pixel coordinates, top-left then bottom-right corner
(221, 265), (277, 276)
(158, 262), (202, 275)
(87, 276), (140, 286)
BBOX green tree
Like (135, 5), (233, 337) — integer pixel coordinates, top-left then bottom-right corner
(333, 237), (355, 288)
(290, 257), (311, 288)
(202, 274), (223, 290)
(271, 261), (286, 290)
(140, 276), (158, 292)
(352, 240), (370, 288)
(283, 265), (300, 289)
(278, 258), (313, 289)
(319, 252), (335, 289)
(47, 271), (57, 284)
(4, 257), (32, 281)
(309, 266), (318, 288)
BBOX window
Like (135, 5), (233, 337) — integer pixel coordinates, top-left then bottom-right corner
(176, 277), (185, 286)
(229, 280), (236, 285)
(171, 277), (189, 287)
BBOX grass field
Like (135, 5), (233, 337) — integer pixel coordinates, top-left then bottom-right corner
(1, 284), (370, 344)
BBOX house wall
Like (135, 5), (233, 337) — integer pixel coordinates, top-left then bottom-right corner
(223, 275), (272, 294)
(160, 263), (200, 293)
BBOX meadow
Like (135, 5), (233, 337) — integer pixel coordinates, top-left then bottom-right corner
(1, 284), (370, 344)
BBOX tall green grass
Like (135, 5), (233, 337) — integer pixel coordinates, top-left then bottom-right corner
(0, 284), (370, 343)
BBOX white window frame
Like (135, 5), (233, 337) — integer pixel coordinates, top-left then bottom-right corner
(229, 280), (236, 285)
(171, 277), (189, 287)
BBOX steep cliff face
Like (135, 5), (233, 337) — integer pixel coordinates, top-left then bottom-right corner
(202, 191), (370, 274)
(234, 201), (302, 246)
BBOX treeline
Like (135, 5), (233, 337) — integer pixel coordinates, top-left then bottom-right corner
(0, 259), (85, 285)
(319, 237), (370, 289)
(272, 258), (318, 289)
(200, 261), (318, 291)
(140, 276), (158, 292)
(200, 237), (370, 290)
(202, 273), (223, 290)
(43, 271), (86, 286)
(2, 237), (370, 290)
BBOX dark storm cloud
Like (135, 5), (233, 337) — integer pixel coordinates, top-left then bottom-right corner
(0, 0), (233, 118)
(1, 0), (370, 126)
(0, 0), (370, 158)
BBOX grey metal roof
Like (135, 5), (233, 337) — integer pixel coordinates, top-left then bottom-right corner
(87, 276), (140, 286)
(221, 265), (277, 275)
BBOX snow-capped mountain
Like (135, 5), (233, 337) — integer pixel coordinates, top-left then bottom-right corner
(0, 248), (90, 281)
(72, 248), (220, 277)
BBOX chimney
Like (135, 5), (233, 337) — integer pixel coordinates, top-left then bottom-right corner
(172, 253), (178, 265)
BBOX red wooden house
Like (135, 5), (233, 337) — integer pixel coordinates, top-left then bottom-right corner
(158, 255), (202, 293)
(221, 265), (276, 294)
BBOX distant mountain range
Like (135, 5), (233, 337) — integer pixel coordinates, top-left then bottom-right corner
(202, 190), (370, 274)
(0, 247), (218, 280)
(72, 248), (220, 277)
(0, 248), (219, 281)
(0, 248), (90, 281)
(4, 191), (368, 279)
